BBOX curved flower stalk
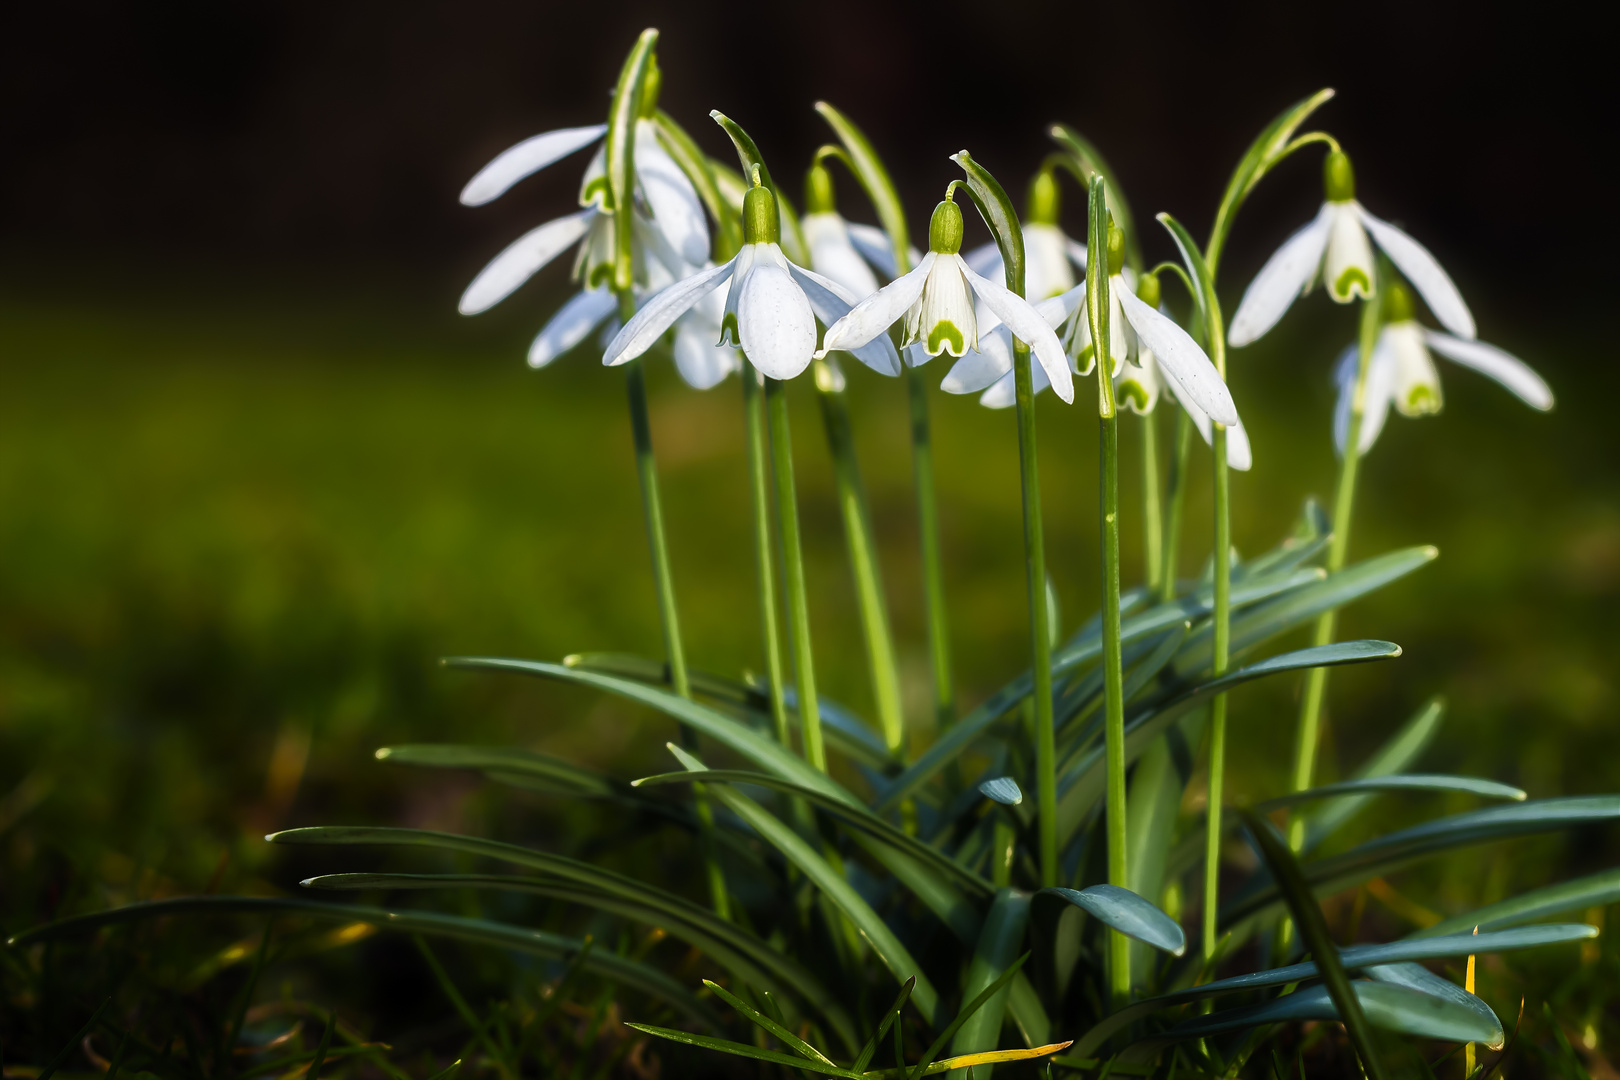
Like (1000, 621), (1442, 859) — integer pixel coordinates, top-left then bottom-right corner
(604, 172), (900, 381)
(1333, 282), (1553, 454)
(820, 193), (1074, 402)
(1228, 148), (1474, 347)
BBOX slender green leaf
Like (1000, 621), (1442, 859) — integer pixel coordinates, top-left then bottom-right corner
(625, 1024), (863, 1079)
(375, 744), (616, 798)
(1417, 867), (1620, 939)
(1159, 981), (1496, 1046)
(5, 895), (715, 1026)
(1258, 774), (1526, 811)
(703, 979), (836, 1066)
(1304, 696), (1446, 851)
(1170, 546), (1436, 679)
(814, 102), (912, 274)
(1233, 533), (1331, 583)
(950, 891), (1030, 1072)
(1239, 807), (1387, 1080)
(666, 744), (942, 1024)
(852, 977), (915, 1073)
(907, 953), (1030, 1080)
(1036, 886), (1185, 955)
(634, 769), (992, 895)
(1224, 796), (1620, 927)
(872, 1044), (1071, 1079)
(37, 996), (111, 1080)
(1068, 925), (1572, 1057)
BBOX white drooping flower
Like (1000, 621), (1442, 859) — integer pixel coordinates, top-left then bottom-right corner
(1228, 149), (1474, 347)
(819, 197), (1076, 403)
(1333, 282), (1553, 455)
(456, 90), (737, 387)
(603, 179), (900, 382)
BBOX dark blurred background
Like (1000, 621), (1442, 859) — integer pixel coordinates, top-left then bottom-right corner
(3, 0), (1617, 1030)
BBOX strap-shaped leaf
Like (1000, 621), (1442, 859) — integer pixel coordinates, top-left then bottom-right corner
(665, 744), (942, 1024)
(1069, 924), (1576, 1057)
(951, 151), (1023, 296)
(907, 952), (1029, 1080)
(1302, 696), (1446, 852)
(1159, 981), (1496, 1046)
(634, 769), (993, 895)
(876, 569), (1321, 814)
(1224, 796), (1620, 927)
(949, 891), (1030, 1068)
(702, 979), (837, 1066)
(1037, 885), (1186, 955)
(1240, 806), (1387, 1080)
(1416, 866), (1620, 939)
(606, 29), (658, 291)
(814, 102), (912, 275)
(1056, 641), (1402, 843)
(1206, 88), (1336, 274)
(1364, 963), (1504, 1049)
(625, 1024), (863, 1079)
(375, 744), (616, 797)
(1171, 546), (1436, 679)
(6, 895), (715, 1026)
(852, 977), (915, 1073)
(1257, 774), (1526, 811)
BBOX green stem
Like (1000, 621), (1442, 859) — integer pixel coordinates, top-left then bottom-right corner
(1159, 409), (1195, 603)
(1287, 293), (1382, 847)
(743, 369), (790, 748)
(1012, 344), (1056, 887)
(1101, 409), (1130, 1003)
(814, 359), (906, 757)
(1140, 407), (1163, 594)
(765, 375), (826, 772)
(908, 362), (955, 738)
(622, 304), (726, 920)
(1203, 425), (1231, 962)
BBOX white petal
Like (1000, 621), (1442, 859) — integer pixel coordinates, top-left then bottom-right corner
(1024, 224), (1076, 300)
(1322, 201), (1375, 303)
(960, 259), (1074, 404)
(634, 121), (710, 267)
(1423, 330), (1553, 410)
(602, 256), (738, 366)
(820, 253), (934, 355)
(1227, 203), (1334, 347)
(1160, 369), (1253, 471)
(1117, 284), (1237, 425)
(459, 209), (597, 315)
(1357, 205), (1476, 338)
(459, 125), (607, 206)
(1332, 338), (1395, 455)
(977, 356), (1053, 409)
(527, 287), (618, 368)
(788, 262), (901, 376)
(915, 256), (979, 358)
(803, 213), (882, 299)
(846, 222), (899, 280)
(673, 321), (741, 390)
(940, 326), (1015, 393)
(1385, 321), (1443, 417)
(737, 262), (817, 380)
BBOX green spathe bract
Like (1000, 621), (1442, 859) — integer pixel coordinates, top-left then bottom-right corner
(18, 59), (1592, 1080)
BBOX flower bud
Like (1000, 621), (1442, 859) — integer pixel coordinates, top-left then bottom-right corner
(1323, 149), (1356, 202)
(929, 199), (964, 255)
(744, 182), (780, 245)
(1106, 221), (1125, 276)
(1026, 169), (1060, 226)
(1136, 272), (1161, 309)
(1382, 280), (1415, 323)
(805, 161), (836, 214)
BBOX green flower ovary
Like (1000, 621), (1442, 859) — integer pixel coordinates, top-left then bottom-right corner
(1323, 150), (1356, 202)
(928, 199), (964, 255)
(743, 183), (780, 245)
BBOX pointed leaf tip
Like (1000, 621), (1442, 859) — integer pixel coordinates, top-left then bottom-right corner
(979, 777), (1024, 805)
(374, 748), (391, 760)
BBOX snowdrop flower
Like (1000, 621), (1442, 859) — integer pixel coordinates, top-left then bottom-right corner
(1229, 149), (1474, 347)
(801, 160), (881, 299)
(603, 174), (900, 382)
(961, 170), (1089, 302)
(820, 195), (1075, 403)
(1333, 282), (1553, 454)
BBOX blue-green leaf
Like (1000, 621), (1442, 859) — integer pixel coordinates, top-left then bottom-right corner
(1416, 866), (1620, 939)
(1257, 774), (1526, 811)
(979, 777), (1024, 806)
(949, 890), (1030, 1072)
(1159, 981), (1497, 1046)
(1036, 886), (1186, 956)
(1303, 696), (1446, 852)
